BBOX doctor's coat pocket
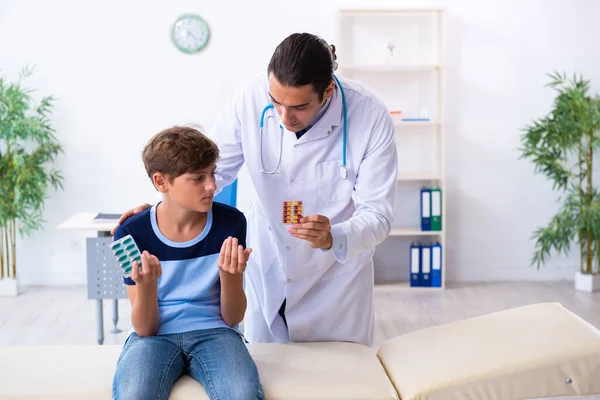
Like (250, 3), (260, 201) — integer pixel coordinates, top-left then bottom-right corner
(316, 160), (354, 202)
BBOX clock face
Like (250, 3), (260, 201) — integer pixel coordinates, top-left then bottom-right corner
(171, 14), (210, 54)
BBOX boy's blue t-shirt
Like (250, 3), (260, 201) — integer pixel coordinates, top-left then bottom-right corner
(113, 202), (247, 336)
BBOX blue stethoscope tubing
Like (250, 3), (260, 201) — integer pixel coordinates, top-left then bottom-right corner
(259, 74), (348, 180)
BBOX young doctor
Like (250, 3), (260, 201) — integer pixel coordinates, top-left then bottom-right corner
(113, 32), (398, 347)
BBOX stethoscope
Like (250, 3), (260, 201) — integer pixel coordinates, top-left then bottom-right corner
(259, 74), (348, 180)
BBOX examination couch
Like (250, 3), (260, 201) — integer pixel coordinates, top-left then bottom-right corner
(1, 302), (599, 399)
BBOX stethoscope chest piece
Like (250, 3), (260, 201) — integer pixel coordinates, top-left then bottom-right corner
(339, 165), (348, 180)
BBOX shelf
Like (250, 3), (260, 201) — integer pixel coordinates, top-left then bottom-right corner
(390, 226), (442, 236)
(395, 120), (439, 127)
(340, 65), (442, 72)
(375, 281), (444, 291)
(397, 172), (441, 181)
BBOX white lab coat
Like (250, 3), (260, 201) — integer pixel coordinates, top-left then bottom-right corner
(210, 74), (397, 346)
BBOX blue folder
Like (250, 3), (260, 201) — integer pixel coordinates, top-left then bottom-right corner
(431, 242), (442, 287)
(420, 188), (431, 231)
(421, 244), (432, 287)
(410, 242), (421, 287)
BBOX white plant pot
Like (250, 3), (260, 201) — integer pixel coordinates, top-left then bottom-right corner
(574, 271), (600, 293)
(0, 277), (18, 297)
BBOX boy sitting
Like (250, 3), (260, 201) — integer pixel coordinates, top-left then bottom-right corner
(112, 126), (264, 399)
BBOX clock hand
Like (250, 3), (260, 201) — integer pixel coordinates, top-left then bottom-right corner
(184, 30), (199, 41)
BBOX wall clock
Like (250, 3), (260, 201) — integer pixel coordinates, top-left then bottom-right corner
(171, 13), (210, 54)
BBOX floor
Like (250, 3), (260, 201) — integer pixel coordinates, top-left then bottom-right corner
(1, 281), (599, 399)
(2, 281), (599, 347)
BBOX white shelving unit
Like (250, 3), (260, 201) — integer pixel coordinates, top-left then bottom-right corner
(336, 8), (447, 289)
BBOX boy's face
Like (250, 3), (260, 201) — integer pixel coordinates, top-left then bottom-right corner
(154, 163), (217, 213)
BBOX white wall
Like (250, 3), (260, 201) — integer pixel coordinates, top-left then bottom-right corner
(1, 0), (598, 285)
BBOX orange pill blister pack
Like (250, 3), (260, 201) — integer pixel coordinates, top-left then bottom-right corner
(282, 201), (303, 224)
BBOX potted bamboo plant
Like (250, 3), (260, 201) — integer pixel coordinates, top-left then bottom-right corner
(0, 66), (64, 296)
(520, 72), (600, 292)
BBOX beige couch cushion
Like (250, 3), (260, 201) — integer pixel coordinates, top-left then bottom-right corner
(0, 344), (121, 400)
(247, 343), (398, 400)
(0, 342), (398, 400)
(377, 302), (600, 400)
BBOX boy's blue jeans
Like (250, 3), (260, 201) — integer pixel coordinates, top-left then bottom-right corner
(113, 327), (264, 400)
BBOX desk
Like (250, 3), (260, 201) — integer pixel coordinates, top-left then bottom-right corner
(58, 213), (127, 345)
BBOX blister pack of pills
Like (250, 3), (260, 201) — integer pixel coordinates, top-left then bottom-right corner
(282, 200), (303, 224)
(108, 234), (142, 278)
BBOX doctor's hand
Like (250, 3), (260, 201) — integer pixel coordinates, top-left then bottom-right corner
(288, 214), (333, 249)
(218, 237), (253, 275)
(111, 203), (152, 236)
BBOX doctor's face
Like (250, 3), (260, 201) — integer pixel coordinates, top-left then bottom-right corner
(268, 73), (333, 132)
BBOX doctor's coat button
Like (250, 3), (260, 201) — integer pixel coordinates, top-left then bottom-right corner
(286, 246), (291, 251)
(327, 131), (331, 135)
(338, 245), (343, 250)
(290, 179), (294, 184)
(287, 279), (292, 283)
(294, 144), (298, 148)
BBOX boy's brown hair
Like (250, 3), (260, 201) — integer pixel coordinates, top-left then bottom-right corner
(142, 125), (219, 183)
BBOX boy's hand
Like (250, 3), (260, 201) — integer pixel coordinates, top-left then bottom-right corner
(218, 237), (252, 275)
(131, 250), (162, 285)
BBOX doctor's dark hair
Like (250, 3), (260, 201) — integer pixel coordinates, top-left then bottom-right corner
(268, 33), (338, 102)
(142, 125), (219, 185)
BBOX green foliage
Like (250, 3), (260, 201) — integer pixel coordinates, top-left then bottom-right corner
(0, 66), (64, 279)
(519, 72), (600, 275)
